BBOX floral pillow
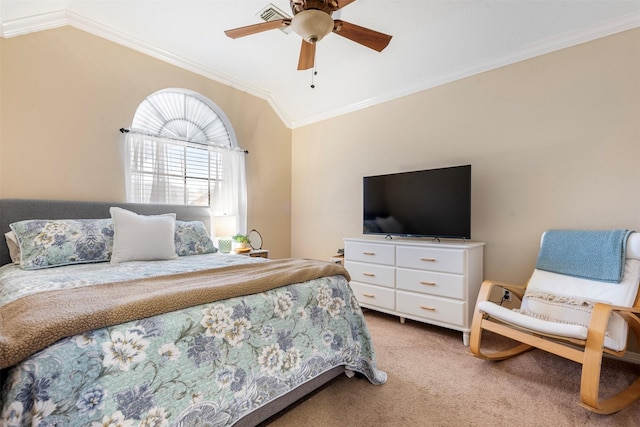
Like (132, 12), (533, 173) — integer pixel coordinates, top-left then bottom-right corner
(175, 220), (217, 256)
(10, 219), (114, 270)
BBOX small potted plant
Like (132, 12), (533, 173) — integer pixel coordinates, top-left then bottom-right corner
(232, 234), (251, 253)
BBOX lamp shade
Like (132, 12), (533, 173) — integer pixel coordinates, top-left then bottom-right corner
(214, 215), (236, 237)
(214, 215), (236, 253)
(291, 9), (334, 44)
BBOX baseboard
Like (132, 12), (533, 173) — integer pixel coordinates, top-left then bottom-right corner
(607, 351), (640, 365)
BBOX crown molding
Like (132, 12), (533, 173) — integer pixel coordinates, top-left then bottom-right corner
(2, 9), (638, 130)
(0, 10), (68, 37)
(0, 10), (295, 128)
(66, 12), (296, 129)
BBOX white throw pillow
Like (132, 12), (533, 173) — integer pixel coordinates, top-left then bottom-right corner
(110, 207), (178, 263)
(4, 231), (21, 264)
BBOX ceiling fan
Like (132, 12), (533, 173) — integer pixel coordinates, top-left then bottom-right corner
(224, 0), (392, 70)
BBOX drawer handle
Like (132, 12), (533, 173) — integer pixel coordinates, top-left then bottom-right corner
(420, 258), (437, 262)
(362, 293), (376, 298)
(420, 305), (436, 311)
(363, 273), (376, 277)
(362, 252), (376, 256)
(420, 281), (436, 286)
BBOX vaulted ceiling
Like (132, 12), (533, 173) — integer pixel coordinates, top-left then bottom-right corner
(1, 1), (639, 128)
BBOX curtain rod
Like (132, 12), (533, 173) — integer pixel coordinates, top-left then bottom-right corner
(119, 128), (248, 154)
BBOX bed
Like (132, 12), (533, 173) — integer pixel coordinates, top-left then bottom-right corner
(0, 199), (386, 426)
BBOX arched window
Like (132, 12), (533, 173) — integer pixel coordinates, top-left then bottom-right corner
(124, 88), (247, 233)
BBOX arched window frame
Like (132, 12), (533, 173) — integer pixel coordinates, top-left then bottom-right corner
(124, 88), (247, 234)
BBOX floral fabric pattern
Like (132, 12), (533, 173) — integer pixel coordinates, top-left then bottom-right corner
(9, 218), (218, 271)
(0, 257), (386, 426)
(10, 219), (114, 270)
(174, 221), (217, 256)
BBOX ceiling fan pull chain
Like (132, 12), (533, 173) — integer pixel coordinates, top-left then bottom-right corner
(310, 64), (317, 89)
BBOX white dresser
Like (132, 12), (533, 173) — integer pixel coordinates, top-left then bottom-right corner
(344, 237), (485, 345)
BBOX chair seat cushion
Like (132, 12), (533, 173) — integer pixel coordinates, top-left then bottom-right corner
(478, 300), (590, 341)
(480, 258), (640, 352)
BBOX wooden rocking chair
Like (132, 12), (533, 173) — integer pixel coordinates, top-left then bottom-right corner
(470, 230), (640, 414)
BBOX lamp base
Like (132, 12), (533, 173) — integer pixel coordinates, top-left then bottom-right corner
(218, 238), (233, 253)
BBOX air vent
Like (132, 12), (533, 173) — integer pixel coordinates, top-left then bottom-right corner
(257, 3), (292, 34)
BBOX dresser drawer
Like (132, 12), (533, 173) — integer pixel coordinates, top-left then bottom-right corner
(397, 268), (465, 299)
(345, 241), (395, 265)
(396, 291), (465, 326)
(345, 261), (395, 288)
(350, 282), (395, 311)
(397, 246), (465, 274)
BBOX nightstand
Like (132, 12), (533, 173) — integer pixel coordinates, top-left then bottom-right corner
(248, 249), (269, 259)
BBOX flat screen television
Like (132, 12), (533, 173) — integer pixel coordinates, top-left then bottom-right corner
(363, 165), (471, 239)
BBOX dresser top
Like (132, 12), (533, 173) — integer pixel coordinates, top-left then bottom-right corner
(344, 236), (485, 250)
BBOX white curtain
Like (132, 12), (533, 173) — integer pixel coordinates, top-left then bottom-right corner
(211, 147), (248, 235)
(125, 132), (247, 235)
(125, 133), (172, 204)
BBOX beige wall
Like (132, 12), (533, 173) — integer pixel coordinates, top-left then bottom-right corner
(291, 28), (640, 284)
(0, 27), (292, 259)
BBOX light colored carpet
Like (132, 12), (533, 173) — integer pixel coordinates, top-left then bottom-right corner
(265, 310), (640, 426)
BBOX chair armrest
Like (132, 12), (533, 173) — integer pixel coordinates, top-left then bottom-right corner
(586, 303), (640, 350)
(590, 303), (640, 321)
(607, 305), (640, 315)
(581, 303), (640, 412)
(614, 306), (640, 354)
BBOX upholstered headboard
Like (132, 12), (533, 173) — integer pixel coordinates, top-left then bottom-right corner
(0, 199), (212, 266)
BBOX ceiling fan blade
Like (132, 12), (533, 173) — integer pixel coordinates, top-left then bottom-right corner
(332, 20), (392, 52)
(224, 19), (290, 39)
(297, 40), (316, 70)
(334, 0), (357, 10)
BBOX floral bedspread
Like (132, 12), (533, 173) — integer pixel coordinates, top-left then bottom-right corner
(0, 254), (386, 426)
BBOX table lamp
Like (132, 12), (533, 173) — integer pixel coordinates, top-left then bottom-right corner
(214, 215), (236, 253)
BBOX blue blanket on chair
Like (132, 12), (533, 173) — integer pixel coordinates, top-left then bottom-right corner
(535, 229), (633, 283)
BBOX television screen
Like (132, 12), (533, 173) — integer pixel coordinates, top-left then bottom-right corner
(363, 165), (471, 239)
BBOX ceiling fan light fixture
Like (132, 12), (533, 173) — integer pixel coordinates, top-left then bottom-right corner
(291, 9), (334, 43)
